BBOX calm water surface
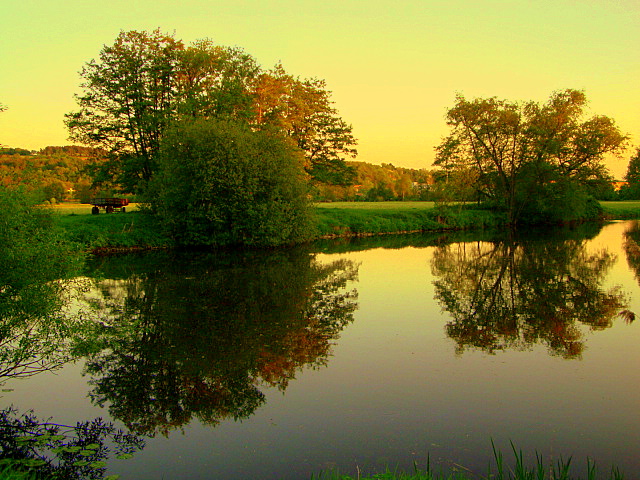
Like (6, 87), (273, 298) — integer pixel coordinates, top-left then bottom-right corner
(3, 221), (640, 479)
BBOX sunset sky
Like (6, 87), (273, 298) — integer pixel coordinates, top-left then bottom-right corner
(1, 0), (638, 178)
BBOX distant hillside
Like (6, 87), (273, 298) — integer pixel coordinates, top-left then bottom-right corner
(314, 161), (436, 201)
(0, 145), (107, 202)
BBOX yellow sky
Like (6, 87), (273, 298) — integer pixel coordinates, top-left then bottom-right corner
(1, 0), (638, 178)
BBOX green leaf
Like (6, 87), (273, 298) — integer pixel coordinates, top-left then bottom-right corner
(80, 449), (97, 456)
(103, 475), (121, 480)
(24, 459), (46, 467)
(85, 443), (100, 450)
(73, 460), (89, 467)
(65, 446), (83, 452)
(89, 461), (107, 468)
(115, 453), (133, 460)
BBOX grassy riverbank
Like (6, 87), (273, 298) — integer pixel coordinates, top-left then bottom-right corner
(49, 200), (640, 252)
(51, 201), (503, 252)
(55, 209), (169, 253)
(314, 202), (507, 237)
(600, 201), (640, 219)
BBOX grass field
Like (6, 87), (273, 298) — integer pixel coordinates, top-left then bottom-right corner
(600, 200), (640, 218)
(600, 201), (640, 210)
(45, 202), (141, 215)
(47, 200), (640, 214)
(46, 200), (640, 252)
(315, 201), (437, 210)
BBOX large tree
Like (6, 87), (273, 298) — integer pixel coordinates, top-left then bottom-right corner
(65, 29), (182, 192)
(175, 39), (260, 120)
(66, 30), (357, 193)
(253, 65), (357, 185)
(624, 147), (640, 183)
(435, 89), (627, 224)
(619, 147), (640, 199)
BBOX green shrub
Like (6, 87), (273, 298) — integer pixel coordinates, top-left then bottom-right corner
(147, 118), (314, 247)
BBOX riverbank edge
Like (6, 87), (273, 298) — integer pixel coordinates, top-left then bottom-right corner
(57, 202), (640, 255)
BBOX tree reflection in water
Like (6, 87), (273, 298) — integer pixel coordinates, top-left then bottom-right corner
(431, 227), (630, 358)
(79, 248), (359, 437)
(622, 220), (640, 323)
(0, 192), (145, 478)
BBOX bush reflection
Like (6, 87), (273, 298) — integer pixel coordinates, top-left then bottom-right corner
(80, 248), (359, 436)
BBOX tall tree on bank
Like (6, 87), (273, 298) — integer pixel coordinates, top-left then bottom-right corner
(65, 30), (357, 193)
(435, 89), (627, 224)
(65, 30), (182, 193)
(619, 147), (640, 199)
(625, 148), (640, 184)
(253, 65), (357, 185)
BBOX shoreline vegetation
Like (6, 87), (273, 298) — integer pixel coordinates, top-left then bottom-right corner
(0, 443), (629, 480)
(50, 201), (640, 255)
(311, 439), (628, 479)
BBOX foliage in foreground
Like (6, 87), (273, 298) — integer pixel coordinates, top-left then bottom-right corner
(0, 407), (144, 480)
(0, 187), (88, 380)
(0, 189), (145, 478)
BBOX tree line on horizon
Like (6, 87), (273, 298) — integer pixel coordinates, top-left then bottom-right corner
(4, 142), (640, 206)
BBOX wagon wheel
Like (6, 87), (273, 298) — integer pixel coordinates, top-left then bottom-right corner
(106, 205), (114, 214)
(91, 206), (99, 215)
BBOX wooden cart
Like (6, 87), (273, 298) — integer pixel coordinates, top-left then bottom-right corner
(89, 197), (129, 214)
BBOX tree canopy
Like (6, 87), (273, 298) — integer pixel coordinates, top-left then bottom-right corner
(66, 29), (357, 193)
(435, 89), (627, 224)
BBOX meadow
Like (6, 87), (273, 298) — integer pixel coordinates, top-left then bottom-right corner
(47, 200), (640, 253)
(600, 201), (640, 218)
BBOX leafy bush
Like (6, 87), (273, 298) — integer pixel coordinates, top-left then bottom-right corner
(515, 178), (602, 225)
(0, 187), (83, 317)
(147, 118), (314, 247)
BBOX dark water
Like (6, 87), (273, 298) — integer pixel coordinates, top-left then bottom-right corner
(2, 221), (640, 478)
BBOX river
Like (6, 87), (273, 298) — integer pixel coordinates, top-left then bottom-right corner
(1, 220), (639, 479)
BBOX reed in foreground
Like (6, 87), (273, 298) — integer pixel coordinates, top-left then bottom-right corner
(311, 443), (626, 480)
